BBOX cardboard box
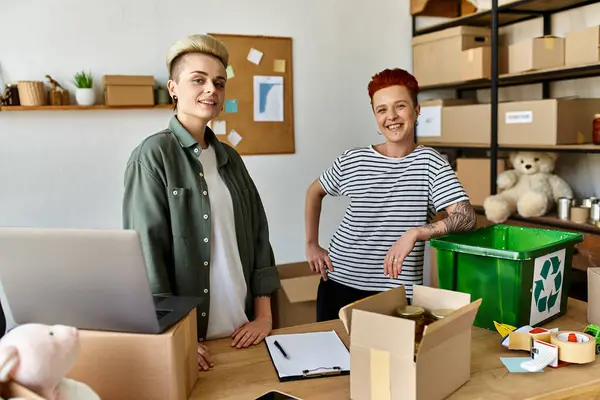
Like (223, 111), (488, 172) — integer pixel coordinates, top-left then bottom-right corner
(271, 262), (320, 329)
(439, 103), (490, 144)
(508, 36), (565, 73)
(565, 25), (600, 66)
(461, 46), (509, 80)
(339, 285), (482, 400)
(498, 98), (600, 145)
(411, 0), (476, 17)
(67, 309), (198, 400)
(416, 98), (475, 142)
(413, 26), (491, 86)
(588, 268), (600, 325)
(456, 158), (507, 206)
(103, 75), (155, 106)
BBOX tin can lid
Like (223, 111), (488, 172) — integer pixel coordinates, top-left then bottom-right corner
(396, 305), (425, 317)
(431, 309), (455, 319)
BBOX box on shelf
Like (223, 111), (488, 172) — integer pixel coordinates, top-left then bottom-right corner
(411, 0), (476, 17)
(461, 46), (509, 80)
(271, 262), (320, 329)
(416, 98), (474, 142)
(67, 308), (198, 400)
(103, 75), (155, 106)
(588, 268), (600, 326)
(339, 284), (481, 400)
(565, 25), (600, 66)
(456, 158), (507, 206)
(413, 26), (491, 86)
(508, 36), (565, 74)
(431, 224), (583, 330)
(498, 98), (600, 145)
(439, 103), (490, 144)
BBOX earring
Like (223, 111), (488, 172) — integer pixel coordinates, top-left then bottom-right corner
(415, 120), (419, 127)
(376, 130), (382, 135)
(172, 95), (178, 112)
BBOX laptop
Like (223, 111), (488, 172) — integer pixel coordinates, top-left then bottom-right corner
(0, 227), (202, 334)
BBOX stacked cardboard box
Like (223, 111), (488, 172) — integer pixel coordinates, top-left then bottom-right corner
(103, 75), (155, 106)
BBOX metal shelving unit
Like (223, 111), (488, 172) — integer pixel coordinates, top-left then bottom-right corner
(413, 0), (600, 231)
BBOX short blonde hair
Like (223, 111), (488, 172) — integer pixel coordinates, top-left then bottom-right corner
(166, 34), (229, 80)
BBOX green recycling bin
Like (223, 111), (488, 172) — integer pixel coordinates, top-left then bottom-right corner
(430, 224), (583, 330)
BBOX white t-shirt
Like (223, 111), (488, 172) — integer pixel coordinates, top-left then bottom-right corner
(198, 144), (249, 340)
(319, 145), (469, 297)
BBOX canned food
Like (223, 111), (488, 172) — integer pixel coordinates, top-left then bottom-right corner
(591, 200), (600, 222)
(557, 197), (572, 220)
(594, 113), (600, 145)
(396, 305), (425, 354)
(431, 308), (455, 320)
(582, 197), (598, 208)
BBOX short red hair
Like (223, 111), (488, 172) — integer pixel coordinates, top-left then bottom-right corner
(368, 68), (419, 106)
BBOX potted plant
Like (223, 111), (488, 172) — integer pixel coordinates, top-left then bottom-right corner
(72, 70), (95, 106)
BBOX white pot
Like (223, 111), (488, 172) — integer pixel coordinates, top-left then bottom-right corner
(75, 88), (96, 106)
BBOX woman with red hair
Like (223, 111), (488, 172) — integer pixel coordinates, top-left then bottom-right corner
(305, 68), (476, 321)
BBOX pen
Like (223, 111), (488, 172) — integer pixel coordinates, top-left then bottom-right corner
(274, 340), (289, 359)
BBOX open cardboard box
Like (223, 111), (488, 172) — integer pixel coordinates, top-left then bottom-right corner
(271, 262), (321, 329)
(67, 308), (198, 400)
(339, 285), (481, 400)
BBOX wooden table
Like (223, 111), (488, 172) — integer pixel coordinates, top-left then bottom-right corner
(191, 298), (600, 400)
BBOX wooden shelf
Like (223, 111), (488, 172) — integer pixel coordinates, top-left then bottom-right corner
(0, 104), (173, 111)
(417, 142), (490, 150)
(418, 142), (600, 153)
(420, 62), (600, 92)
(499, 144), (600, 153)
(414, 0), (600, 36)
(474, 206), (600, 234)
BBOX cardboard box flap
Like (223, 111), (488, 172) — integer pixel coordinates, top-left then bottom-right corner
(351, 308), (415, 360)
(339, 286), (406, 335)
(413, 285), (471, 311)
(588, 268), (600, 325)
(412, 26), (490, 47)
(102, 75), (155, 86)
(417, 298), (482, 356)
(280, 275), (320, 303)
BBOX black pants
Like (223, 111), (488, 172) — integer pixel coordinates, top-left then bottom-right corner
(316, 278), (380, 322)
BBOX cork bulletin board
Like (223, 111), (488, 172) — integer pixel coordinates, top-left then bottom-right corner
(208, 33), (295, 156)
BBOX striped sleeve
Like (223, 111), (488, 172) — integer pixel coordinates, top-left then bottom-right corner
(429, 157), (469, 212)
(318, 154), (344, 196)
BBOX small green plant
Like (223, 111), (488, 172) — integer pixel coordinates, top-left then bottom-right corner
(72, 70), (93, 89)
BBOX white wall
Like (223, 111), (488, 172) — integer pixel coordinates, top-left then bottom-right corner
(0, 0), (412, 265)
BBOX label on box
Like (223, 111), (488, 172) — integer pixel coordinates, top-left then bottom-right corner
(505, 111), (533, 124)
(416, 105), (442, 137)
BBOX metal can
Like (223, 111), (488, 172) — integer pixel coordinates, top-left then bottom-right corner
(583, 197), (597, 208)
(591, 200), (600, 222)
(557, 197), (572, 220)
(594, 114), (600, 145)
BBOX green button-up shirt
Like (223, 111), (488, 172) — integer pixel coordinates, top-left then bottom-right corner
(122, 116), (281, 341)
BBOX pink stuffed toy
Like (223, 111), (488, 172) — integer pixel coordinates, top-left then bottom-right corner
(0, 323), (100, 400)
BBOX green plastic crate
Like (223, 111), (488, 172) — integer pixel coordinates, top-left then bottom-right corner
(430, 224), (583, 330)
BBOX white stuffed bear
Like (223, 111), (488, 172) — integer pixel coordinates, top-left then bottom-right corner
(0, 323), (100, 400)
(483, 151), (573, 223)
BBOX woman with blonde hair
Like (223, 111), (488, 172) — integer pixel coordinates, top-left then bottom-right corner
(123, 34), (280, 371)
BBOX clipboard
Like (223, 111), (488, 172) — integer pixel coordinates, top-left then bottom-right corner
(264, 330), (350, 382)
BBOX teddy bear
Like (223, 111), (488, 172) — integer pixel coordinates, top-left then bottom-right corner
(0, 323), (100, 400)
(483, 151), (573, 224)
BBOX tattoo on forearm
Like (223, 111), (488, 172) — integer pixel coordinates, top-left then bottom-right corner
(422, 201), (477, 239)
(444, 201), (477, 234)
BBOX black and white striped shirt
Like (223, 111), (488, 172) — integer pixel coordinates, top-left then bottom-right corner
(319, 145), (469, 297)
